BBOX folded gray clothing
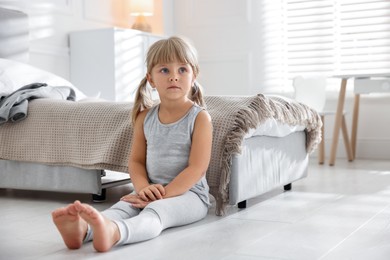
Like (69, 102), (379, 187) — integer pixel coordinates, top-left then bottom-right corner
(9, 99), (28, 122)
(0, 83), (48, 108)
(0, 83), (48, 101)
(0, 83), (76, 125)
(2, 83), (46, 123)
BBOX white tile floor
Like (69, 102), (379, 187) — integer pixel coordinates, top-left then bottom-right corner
(1, 159), (390, 260)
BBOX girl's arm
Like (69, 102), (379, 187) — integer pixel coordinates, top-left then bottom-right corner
(128, 110), (157, 195)
(163, 110), (213, 198)
(129, 109), (165, 201)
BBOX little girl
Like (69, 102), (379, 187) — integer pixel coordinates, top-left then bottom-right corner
(51, 36), (213, 252)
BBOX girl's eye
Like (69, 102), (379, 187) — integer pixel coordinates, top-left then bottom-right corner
(179, 67), (187, 73)
(160, 68), (169, 74)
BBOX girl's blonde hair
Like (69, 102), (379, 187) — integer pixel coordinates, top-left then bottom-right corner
(132, 36), (205, 123)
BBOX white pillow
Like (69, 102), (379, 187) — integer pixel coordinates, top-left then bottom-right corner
(0, 58), (87, 100)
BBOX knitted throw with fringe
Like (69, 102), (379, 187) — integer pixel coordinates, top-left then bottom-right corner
(0, 94), (322, 215)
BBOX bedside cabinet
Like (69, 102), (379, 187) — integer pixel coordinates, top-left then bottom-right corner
(70, 28), (164, 102)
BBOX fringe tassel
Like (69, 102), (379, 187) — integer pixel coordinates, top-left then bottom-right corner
(215, 96), (265, 215)
(212, 94), (322, 215)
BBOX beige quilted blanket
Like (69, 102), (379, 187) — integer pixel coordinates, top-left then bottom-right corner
(0, 95), (321, 215)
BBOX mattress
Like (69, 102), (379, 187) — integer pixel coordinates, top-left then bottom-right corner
(245, 118), (305, 139)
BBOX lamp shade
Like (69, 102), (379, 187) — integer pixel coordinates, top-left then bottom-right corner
(130, 0), (154, 16)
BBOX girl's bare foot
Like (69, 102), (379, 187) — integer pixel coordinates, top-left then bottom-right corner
(74, 201), (120, 252)
(51, 202), (88, 249)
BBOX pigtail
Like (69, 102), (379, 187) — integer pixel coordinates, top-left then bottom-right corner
(132, 77), (154, 123)
(190, 81), (206, 108)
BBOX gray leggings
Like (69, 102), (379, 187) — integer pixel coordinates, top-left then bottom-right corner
(84, 191), (209, 246)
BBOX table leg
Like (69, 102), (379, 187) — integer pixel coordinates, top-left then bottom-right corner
(351, 93), (360, 160)
(342, 115), (354, 161)
(329, 78), (348, 166)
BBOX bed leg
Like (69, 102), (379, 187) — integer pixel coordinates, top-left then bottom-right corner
(92, 189), (106, 202)
(237, 200), (247, 209)
(284, 183), (292, 191)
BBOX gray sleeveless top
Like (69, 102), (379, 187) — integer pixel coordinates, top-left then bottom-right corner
(143, 104), (210, 206)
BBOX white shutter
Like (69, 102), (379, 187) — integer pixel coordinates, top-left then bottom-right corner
(262, 0), (390, 92)
(262, 0), (288, 92)
(286, 0), (335, 78)
(338, 0), (390, 74)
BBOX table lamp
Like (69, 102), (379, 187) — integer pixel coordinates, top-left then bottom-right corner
(130, 0), (154, 32)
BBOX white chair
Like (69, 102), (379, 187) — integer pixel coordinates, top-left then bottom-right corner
(293, 76), (353, 164)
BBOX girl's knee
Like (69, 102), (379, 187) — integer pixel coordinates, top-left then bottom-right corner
(145, 195), (208, 229)
(140, 208), (164, 236)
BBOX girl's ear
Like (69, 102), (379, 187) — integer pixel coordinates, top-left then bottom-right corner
(146, 73), (155, 88)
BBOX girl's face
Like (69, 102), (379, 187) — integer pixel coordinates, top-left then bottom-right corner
(147, 61), (195, 101)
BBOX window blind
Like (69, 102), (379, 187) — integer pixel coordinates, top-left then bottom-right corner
(262, 0), (390, 92)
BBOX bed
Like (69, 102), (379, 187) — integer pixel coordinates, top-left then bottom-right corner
(0, 7), (322, 215)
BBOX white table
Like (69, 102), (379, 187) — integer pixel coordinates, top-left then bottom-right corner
(330, 74), (390, 166)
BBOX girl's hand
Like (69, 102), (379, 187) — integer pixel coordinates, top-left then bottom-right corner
(139, 184), (166, 201)
(120, 194), (150, 209)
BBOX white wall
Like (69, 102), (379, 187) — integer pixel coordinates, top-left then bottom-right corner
(169, 0), (390, 161)
(170, 0), (260, 96)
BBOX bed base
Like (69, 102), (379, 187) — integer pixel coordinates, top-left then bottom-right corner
(1, 132), (308, 209)
(228, 131), (308, 209)
(0, 159), (131, 201)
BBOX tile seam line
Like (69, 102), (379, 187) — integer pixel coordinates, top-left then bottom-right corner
(318, 204), (390, 260)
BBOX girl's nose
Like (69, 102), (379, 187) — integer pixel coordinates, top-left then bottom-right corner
(170, 77), (178, 82)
